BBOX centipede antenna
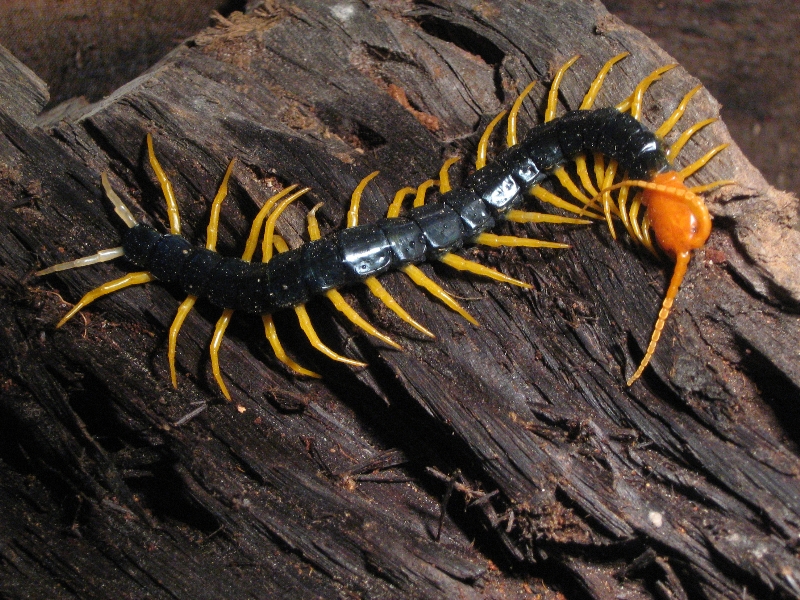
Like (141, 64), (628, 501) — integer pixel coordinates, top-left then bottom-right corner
(620, 64), (677, 121)
(531, 185), (603, 219)
(438, 157), (460, 194)
(505, 210), (591, 226)
(146, 134), (181, 235)
(210, 309), (235, 401)
(667, 118), (717, 162)
(387, 187), (415, 218)
(101, 173), (137, 228)
(679, 144), (729, 179)
(439, 253), (532, 289)
(55, 271), (154, 328)
(262, 315), (321, 378)
(294, 305), (369, 367)
(655, 85), (703, 138)
(169, 295), (197, 388)
(580, 52), (629, 110)
(507, 81), (537, 147)
(36, 246), (126, 276)
(627, 251), (690, 385)
(545, 55), (580, 123)
(475, 233), (569, 250)
(348, 171), (380, 228)
(476, 110), (507, 170)
(402, 265), (479, 326)
(364, 277), (435, 338)
(413, 179), (438, 208)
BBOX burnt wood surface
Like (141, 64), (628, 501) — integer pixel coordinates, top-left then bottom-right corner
(2, 1), (799, 598)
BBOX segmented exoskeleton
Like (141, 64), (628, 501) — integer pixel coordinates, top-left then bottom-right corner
(38, 53), (729, 398)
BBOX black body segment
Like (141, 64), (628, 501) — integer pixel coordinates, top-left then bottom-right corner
(121, 107), (670, 315)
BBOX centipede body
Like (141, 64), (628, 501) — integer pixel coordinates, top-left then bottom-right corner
(39, 53), (728, 397)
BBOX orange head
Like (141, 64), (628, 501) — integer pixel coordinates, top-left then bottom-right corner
(640, 171), (711, 261)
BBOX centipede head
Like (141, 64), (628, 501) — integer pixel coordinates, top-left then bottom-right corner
(640, 171), (712, 260)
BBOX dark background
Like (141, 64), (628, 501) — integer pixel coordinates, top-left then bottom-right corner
(1, 0), (798, 197)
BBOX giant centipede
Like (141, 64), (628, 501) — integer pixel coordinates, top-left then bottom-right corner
(38, 53), (730, 399)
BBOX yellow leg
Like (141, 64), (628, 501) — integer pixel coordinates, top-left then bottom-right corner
(325, 290), (401, 349)
(507, 81), (537, 147)
(305, 207), (400, 349)
(387, 187), (415, 218)
(655, 85), (702, 138)
(413, 179), (438, 208)
(242, 185), (302, 261)
(679, 144), (729, 179)
(348, 171), (380, 228)
(574, 155), (599, 198)
(475, 232), (569, 249)
(667, 118), (717, 162)
(545, 55), (580, 123)
(101, 173), (137, 228)
(294, 304), (368, 367)
(627, 252), (690, 385)
(56, 272), (154, 328)
(439, 253), (531, 288)
(505, 209), (591, 225)
(262, 189), (308, 262)
(617, 64), (677, 120)
(262, 315), (321, 378)
(476, 110), (508, 169)
(580, 52), (629, 110)
(364, 277), (434, 338)
(402, 265), (478, 326)
(552, 166), (594, 206)
(210, 309), (234, 401)
(146, 133), (181, 235)
(689, 179), (735, 194)
(531, 185), (602, 218)
(168, 295), (197, 388)
(170, 158), (237, 391)
(599, 160), (619, 239)
(438, 157), (460, 193)
(36, 247), (125, 277)
(593, 152), (606, 192)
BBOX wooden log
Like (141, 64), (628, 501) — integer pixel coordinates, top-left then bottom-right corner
(1, 1), (799, 598)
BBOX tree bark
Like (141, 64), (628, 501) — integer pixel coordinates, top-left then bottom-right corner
(1, 1), (799, 598)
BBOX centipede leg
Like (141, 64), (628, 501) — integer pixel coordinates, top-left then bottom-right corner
(364, 277), (435, 338)
(172, 158), (236, 391)
(475, 232), (569, 250)
(476, 110), (508, 170)
(55, 271), (155, 328)
(506, 81), (537, 147)
(679, 145), (729, 179)
(617, 64), (677, 121)
(294, 305), (368, 367)
(438, 157), (460, 194)
(262, 315), (321, 378)
(307, 204), (401, 349)
(439, 253), (531, 288)
(530, 184), (602, 218)
(580, 52), (630, 110)
(545, 55), (580, 122)
(146, 134), (181, 235)
(505, 209), (591, 226)
(210, 309), (234, 401)
(656, 85), (703, 138)
(401, 265), (478, 326)
(667, 118), (717, 162)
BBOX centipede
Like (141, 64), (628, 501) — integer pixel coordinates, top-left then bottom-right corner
(38, 53), (730, 399)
